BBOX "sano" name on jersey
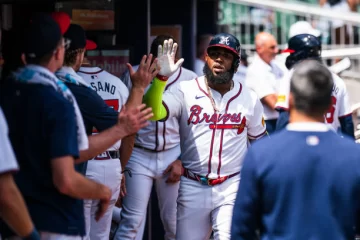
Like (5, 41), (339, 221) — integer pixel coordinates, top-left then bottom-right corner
(90, 81), (116, 95)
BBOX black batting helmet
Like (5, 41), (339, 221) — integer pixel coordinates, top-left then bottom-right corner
(283, 34), (321, 69)
(207, 33), (241, 68)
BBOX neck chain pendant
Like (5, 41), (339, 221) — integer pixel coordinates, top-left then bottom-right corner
(204, 77), (234, 113)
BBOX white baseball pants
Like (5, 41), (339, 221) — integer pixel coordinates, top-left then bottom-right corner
(176, 175), (240, 240)
(84, 159), (122, 240)
(112, 207), (145, 240)
(114, 145), (180, 240)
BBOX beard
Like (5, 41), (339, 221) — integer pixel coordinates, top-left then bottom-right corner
(203, 63), (234, 84)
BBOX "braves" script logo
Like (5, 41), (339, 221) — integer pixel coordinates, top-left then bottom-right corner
(187, 105), (247, 134)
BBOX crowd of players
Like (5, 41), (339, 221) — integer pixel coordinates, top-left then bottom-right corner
(0, 10), (360, 240)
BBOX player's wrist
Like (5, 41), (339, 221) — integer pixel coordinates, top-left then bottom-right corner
(131, 85), (145, 93)
(156, 74), (169, 81)
(100, 184), (111, 201)
(113, 124), (127, 140)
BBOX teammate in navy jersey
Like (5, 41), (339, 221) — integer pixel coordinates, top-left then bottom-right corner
(231, 60), (360, 240)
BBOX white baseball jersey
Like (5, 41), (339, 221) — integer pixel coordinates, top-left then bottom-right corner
(233, 64), (247, 84)
(0, 107), (18, 174)
(122, 65), (198, 151)
(275, 68), (352, 131)
(162, 76), (266, 179)
(246, 54), (288, 120)
(78, 67), (129, 151)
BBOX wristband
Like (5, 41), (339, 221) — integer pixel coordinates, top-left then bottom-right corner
(156, 74), (169, 81)
(23, 228), (40, 240)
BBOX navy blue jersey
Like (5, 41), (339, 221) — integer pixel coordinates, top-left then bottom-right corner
(64, 83), (118, 174)
(232, 124), (360, 240)
(0, 81), (84, 236)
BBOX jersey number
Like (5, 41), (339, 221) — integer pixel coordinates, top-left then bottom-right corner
(325, 96), (337, 123)
(104, 99), (119, 111)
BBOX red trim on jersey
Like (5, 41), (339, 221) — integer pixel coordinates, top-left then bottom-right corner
(155, 121), (159, 151)
(158, 68), (182, 151)
(162, 121), (166, 151)
(198, 77), (214, 176)
(159, 101), (170, 122)
(339, 112), (352, 118)
(165, 68), (182, 90)
(217, 129), (225, 177)
(216, 83), (243, 177)
(206, 128), (216, 178)
(77, 69), (104, 74)
(195, 78), (210, 98)
(248, 129), (267, 139)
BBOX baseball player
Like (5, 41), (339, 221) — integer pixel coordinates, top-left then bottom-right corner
(143, 33), (266, 240)
(275, 33), (354, 139)
(114, 35), (198, 240)
(77, 62), (129, 239)
(0, 107), (40, 240)
(232, 60), (360, 240)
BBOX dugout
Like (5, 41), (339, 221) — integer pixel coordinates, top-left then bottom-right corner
(0, 0), (220, 239)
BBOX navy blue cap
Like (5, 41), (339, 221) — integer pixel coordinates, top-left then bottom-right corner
(207, 33), (241, 58)
(24, 14), (62, 60)
(63, 24), (97, 51)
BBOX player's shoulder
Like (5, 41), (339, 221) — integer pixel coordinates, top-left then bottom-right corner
(179, 67), (198, 79)
(36, 84), (75, 116)
(331, 71), (346, 88)
(78, 67), (102, 76)
(177, 75), (203, 90)
(240, 82), (260, 103)
(249, 129), (294, 156)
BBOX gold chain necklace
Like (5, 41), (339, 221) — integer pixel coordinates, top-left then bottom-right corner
(204, 77), (234, 113)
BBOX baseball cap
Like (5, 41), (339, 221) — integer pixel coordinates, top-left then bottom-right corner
(207, 33), (241, 58)
(50, 12), (71, 35)
(63, 24), (97, 51)
(288, 21), (321, 39)
(24, 14), (64, 60)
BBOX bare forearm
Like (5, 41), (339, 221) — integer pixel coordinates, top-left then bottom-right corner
(0, 173), (34, 237)
(61, 172), (109, 200)
(77, 126), (126, 163)
(120, 134), (135, 170)
(126, 87), (145, 108)
(261, 94), (278, 110)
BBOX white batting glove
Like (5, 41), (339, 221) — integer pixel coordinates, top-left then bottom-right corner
(157, 39), (184, 78)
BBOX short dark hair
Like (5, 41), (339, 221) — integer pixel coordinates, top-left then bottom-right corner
(290, 60), (333, 117)
(150, 35), (178, 57)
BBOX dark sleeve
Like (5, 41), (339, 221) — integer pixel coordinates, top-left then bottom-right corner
(231, 149), (260, 240)
(339, 115), (354, 139)
(45, 97), (79, 159)
(275, 109), (289, 131)
(66, 84), (118, 133)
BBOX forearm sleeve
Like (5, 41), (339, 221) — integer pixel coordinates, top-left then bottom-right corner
(143, 77), (168, 121)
